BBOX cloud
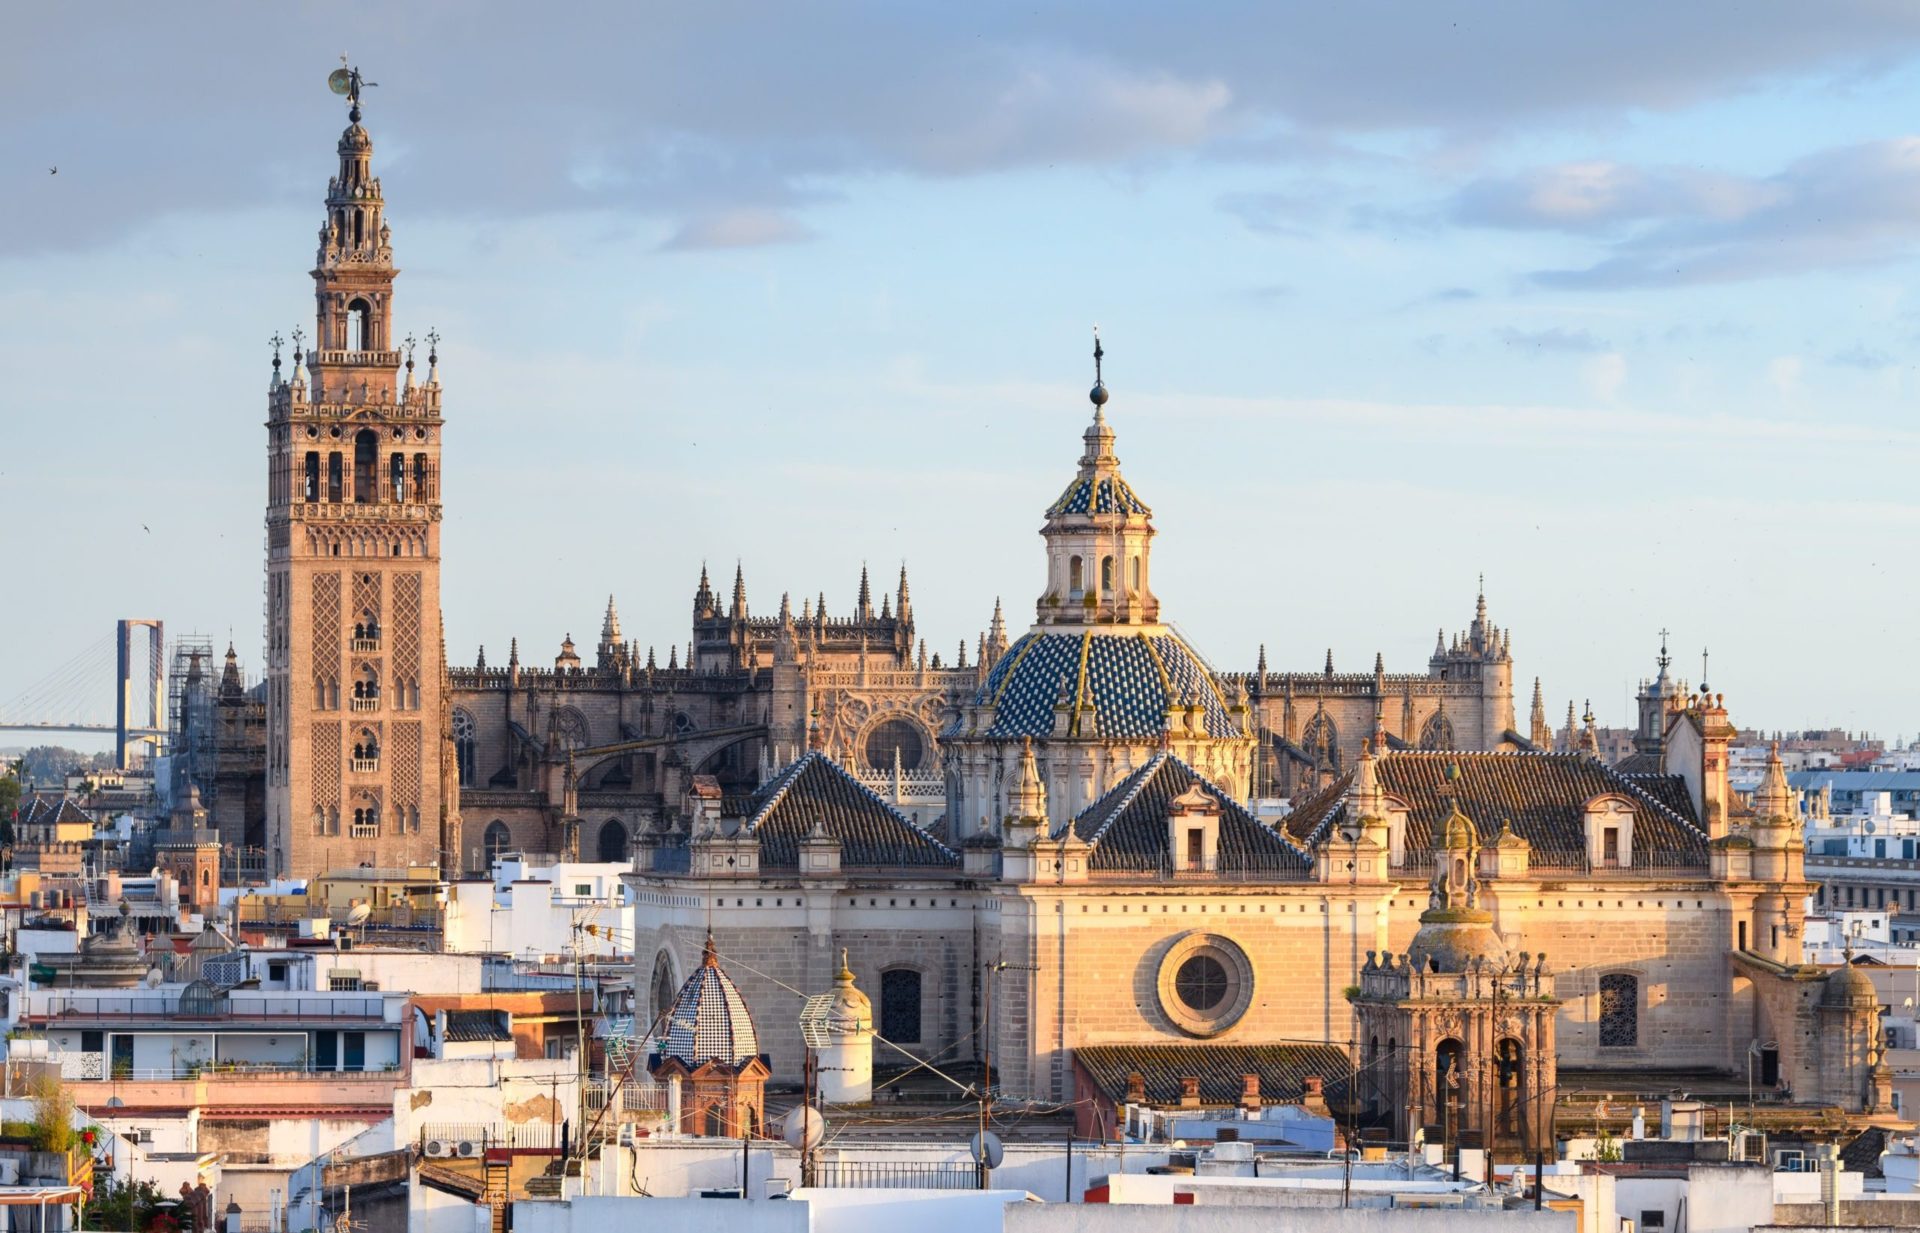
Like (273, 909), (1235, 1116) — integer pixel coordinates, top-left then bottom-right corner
(1496, 326), (1609, 353)
(13, 4), (1920, 253)
(1583, 352), (1628, 401)
(1455, 139), (1920, 288)
(1829, 344), (1897, 371)
(1767, 355), (1805, 396)
(661, 208), (813, 251)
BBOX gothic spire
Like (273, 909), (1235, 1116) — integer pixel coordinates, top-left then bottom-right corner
(1529, 677), (1550, 747)
(601, 595), (621, 644)
(730, 562), (747, 621)
(856, 565), (873, 621)
(897, 564), (912, 622)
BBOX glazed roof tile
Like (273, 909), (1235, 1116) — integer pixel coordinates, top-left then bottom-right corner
(957, 631), (1240, 741)
(1046, 472), (1152, 518)
(1281, 751), (1708, 870)
(661, 946), (760, 1067)
(1075, 1043), (1351, 1108)
(744, 752), (958, 870)
(1069, 754), (1310, 873)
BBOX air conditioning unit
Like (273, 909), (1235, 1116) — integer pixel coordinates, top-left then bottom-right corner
(423, 1139), (452, 1159)
(455, 1140), (482, 1159)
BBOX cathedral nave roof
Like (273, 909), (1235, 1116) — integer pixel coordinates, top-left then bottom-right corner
(1067, 754), (1311, 874)
(744, 752), (959, 870)
(1282, 751), (1709, 870)
(1075, 1042), (1351, 1109)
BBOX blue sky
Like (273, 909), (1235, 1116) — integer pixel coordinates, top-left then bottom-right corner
(5, 3), (1920, 745)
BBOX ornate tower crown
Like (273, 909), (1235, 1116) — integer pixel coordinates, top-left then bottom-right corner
(1035, 331), (1160, 627)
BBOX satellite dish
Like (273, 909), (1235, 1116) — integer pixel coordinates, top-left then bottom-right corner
(327, 68), (353, 96)
(1865, 821), (1877, 835)
(782, 1106), (825, 1152)
(968, 1130), (1004, 1169)
(346, 902), (373, 926)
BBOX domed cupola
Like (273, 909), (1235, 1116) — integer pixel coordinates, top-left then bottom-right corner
(1405, 774), (1509, 973)
(1036, 331), (1159, 628)
(660, 934), (761, 1068)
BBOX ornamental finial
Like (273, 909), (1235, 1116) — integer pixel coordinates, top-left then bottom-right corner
(1089, 326), (1109, 409)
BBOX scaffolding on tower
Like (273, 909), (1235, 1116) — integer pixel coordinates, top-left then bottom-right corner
(165, 634), (220, 818)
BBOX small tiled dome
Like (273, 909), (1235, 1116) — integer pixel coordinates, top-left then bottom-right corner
(957, 629), (1240, 741)
(661, 936), (760, 1067)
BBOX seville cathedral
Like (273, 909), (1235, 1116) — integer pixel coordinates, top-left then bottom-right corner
(233, 89), (1894, 1144)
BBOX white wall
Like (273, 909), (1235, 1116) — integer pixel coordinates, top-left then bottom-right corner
(1007, 1204), (1573, 1233)
(513, 1196), (808, 1233)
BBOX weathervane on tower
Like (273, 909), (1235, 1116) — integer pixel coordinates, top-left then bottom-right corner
(1090, 326), (1108, 409)
(327, 55), (377, 122)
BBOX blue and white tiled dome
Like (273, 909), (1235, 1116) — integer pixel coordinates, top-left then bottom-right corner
(955, 629), (1241, 740)
(659, 936), (761, 1067)
(1045, 469), (1152, 518)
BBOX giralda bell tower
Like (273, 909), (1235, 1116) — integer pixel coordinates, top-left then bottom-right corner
(265, 70), (455, 879)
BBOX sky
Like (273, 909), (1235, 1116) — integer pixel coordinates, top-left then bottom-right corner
(5, 2), (1920, 747)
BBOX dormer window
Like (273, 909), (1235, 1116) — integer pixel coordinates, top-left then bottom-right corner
(1584, 795), (1636, 870)
(1165, 783), (1221, 875)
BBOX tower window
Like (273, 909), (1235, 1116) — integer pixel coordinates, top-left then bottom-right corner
(414, 453), (430, 501)
(304, 452), (320, 501)
(328, 453), (343, 502)
(353, 430), (377, 504)
(390, 453), (406, 502)
(348, 297), (371, 350)
(1101, 555), (1114, 595)
(1069, 555), (1084, 594)
(880, 969), (922, 1044)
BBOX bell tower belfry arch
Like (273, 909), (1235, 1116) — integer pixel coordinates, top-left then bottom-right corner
(264, 69), (451, 879)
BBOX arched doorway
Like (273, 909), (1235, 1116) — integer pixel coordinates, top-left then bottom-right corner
(597, 819), (629, 864)
(1435, 1038), (1465, 1148)
(880, 969), (922, 1044)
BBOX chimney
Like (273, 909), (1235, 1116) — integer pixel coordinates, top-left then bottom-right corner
(1302, 1075), (1330, 1117)
(1179, 1076), (1200, 1108)
(1125, 1072), (1146, 1104)
(1240, 1073), (1261, 1115)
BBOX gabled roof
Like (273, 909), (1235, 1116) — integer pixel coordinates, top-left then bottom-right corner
(1281, 751), (1709, 870)
(1068, 754), (1310, 874)
(744, 753), (958, 869)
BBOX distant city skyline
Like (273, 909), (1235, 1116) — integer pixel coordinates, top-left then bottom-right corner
(6, 4), (1920, 745)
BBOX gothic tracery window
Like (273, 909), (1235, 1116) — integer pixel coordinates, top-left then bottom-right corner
(1301, 713), (1339, 768)
(1419, 711), (1456, 750)
(482, 820), (512, 868)
(452, 709), (477, 787)
(1599, 972), (1639, 1047)
(551, 707), (589, 751)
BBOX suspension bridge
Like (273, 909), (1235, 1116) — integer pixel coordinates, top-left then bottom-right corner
(0, 620), (168, 768)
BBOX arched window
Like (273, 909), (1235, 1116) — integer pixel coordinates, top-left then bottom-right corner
(304, 453), (320, 501)
(1100, 555), (1114, 594)
(880, 968), (922, 1044)
(348, 297), (371, 349)
(482, 821), (512, 868)
(327, 453), (343, 503)
(1068, 556), (1084, 594)
(390, 453), (406, 502)
(650, 952), (677, 1028)
(352, 430), (377, 504)
(1599, 973), (1638, 1048)
(413, 453), (429, 501)
(452, 710), (477, 787)
(1435, 1038), (1465, 1134)
(551, 708), (589, 751)
(1131, 555), (1141, 592)
(863, 719), (925, 772)
(597, 819), (629, 864)
(1301, 712), (1339, 769)
(1496, 1039), (1525, 1137)
(1419, 712), (1456, 751)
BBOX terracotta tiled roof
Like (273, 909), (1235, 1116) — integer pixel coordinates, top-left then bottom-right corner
(1613, 751), (1663, 775)
(1075, 1043), (1351, 1108)
(1069, 754), (1310, 874)
(1282, 751), (1708, 870)
(442, 1010), (512, 1043)
(745, 753), (958, 869)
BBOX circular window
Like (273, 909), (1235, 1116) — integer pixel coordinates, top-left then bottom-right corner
(1157, 933), (1253, 1037)
(863, 718), (925, 772)
(1175, 954), (1229, 1012)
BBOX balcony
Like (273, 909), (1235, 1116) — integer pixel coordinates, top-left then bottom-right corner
(350, 638), (381, 653)
(351, 821), (380, 839)
(350, 758), (379, 773)
(349, 697), (379, 713)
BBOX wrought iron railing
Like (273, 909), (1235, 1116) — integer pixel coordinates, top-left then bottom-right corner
(810, 1161), (978, 1190)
